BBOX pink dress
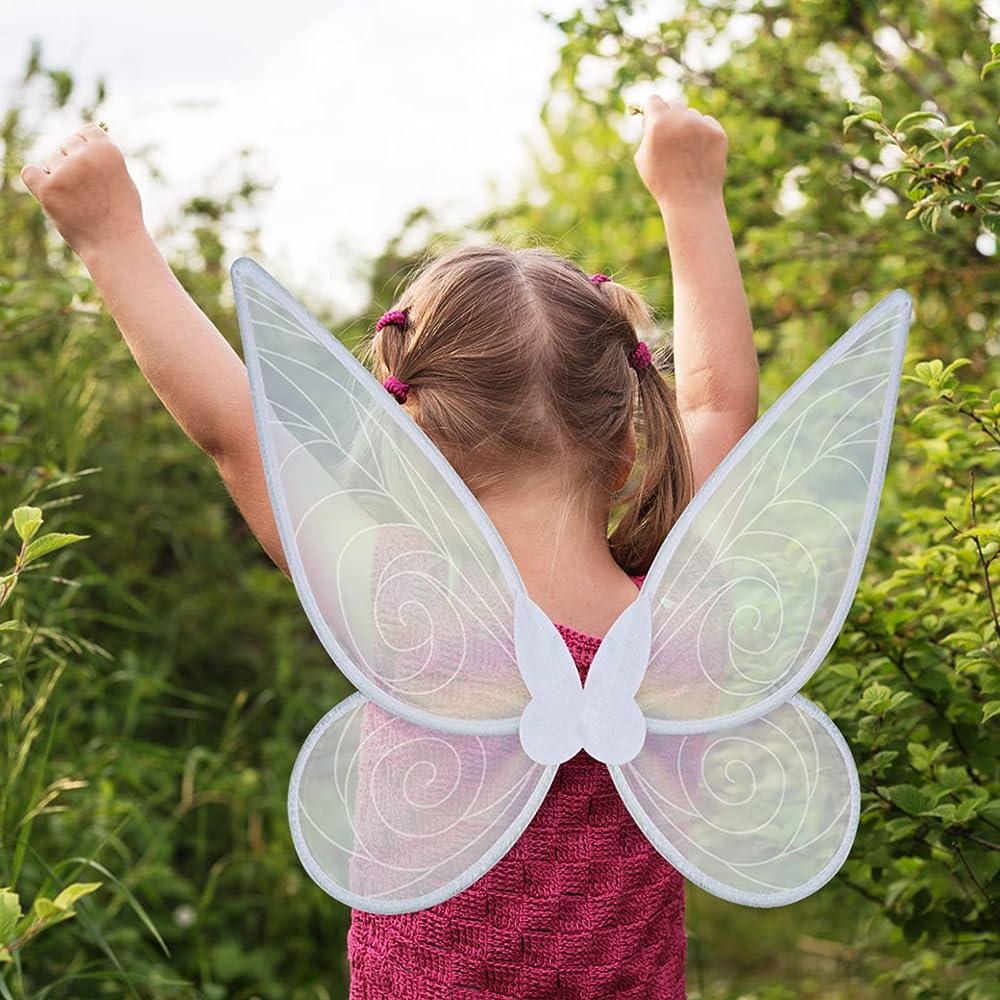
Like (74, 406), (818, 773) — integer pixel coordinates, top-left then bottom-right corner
(347, 575), (687, 999)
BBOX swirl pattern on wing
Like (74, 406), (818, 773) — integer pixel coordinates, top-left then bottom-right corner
(289, 694), (556, 913)
(232, 259), (529, 730)
(638, 291), (911, 728)
(609, 695), (859, 906)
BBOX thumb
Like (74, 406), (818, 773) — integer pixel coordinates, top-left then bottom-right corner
(20, 163), (44, 197)
(643, 94), (668, 115)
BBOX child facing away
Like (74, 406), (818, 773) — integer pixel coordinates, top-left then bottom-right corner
(21, 93), (758, 999)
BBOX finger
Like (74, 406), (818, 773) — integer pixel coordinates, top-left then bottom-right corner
(664, 96), (688, 111)
(78, 122), (109, 141)
(703, 113), (726, 132)
(61, 133), (87, 156)
(20, 163), (45, 196)
(42, 144), (67, 173)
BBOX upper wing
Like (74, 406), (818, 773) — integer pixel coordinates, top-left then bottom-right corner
(290, 692), (556, 913)
(610, 694), (859, 906)
(231, 257), (534, 735)
(636, 289), (912, 732)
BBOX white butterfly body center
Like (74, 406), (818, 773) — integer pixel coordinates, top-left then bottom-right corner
(514, 592), (653, 766)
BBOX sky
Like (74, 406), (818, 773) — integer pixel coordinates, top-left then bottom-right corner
(2, 0), (655, 316)
(7, 2), (993, 318)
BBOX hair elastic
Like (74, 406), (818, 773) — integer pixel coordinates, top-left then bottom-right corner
(382, 375), (410, 404)
(376, 309), (407, 333)
(591, 273), (651, 373)
(628, 341), (653, 373)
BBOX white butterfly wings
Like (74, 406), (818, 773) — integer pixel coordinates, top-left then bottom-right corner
(232, 258), (555, 913)
(230, 256), (912, 913)
(610, 289), (911, 905)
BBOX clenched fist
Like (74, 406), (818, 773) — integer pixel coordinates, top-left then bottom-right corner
(633, 94), (728, 208)
(20, 123), (146, 260)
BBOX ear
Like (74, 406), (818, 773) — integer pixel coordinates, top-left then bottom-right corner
(611, 424), (637, 493)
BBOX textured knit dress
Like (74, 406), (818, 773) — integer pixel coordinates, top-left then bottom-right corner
(347, 574), (688, 1000)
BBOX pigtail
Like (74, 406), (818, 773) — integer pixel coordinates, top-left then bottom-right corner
(595, 280), (695, 576)
(362, 304), (411, 387)
(609, 359), (694, 574)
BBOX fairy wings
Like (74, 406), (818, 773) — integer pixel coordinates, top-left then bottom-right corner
(229, 257), (913, 914)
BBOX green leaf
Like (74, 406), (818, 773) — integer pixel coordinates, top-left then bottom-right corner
(982, 701), (1000, 724)
(941, 630), (985, 651)
(16, 896), (64, 936)
(861, 682), (893, 714)
(22, 532), (89, 565)
(980, 800), (1000, 825)
(982, 214), (1000, 237)
(888, 690), (914, 711)
(958, 527), (1000, 542)
(915, 359), (944, 382)
(849, 94), (883, 117)
(887, 784), (933, 815)
(51, 882), (100, 911)
(895, 110), (944, 131)
(953, 799), (981, 823)
(925, 802), (956, 822)
(11, 506), (42, 542)
(872, 750), (899, 770)
(953, 133), (988, 152)
(943, 358), (973, 377)
(904, 118), (946, 139)
(0, 890), (22, 942)
(875, 167), (915, 186)
(943, 120), (975, 139)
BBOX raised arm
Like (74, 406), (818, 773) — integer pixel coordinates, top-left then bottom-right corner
(20, 123), (288, 575)
(634, 95), (759, 489)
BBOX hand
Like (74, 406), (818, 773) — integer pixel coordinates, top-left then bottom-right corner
(19, 123), (147, 260)
(633, 94), (728, 209)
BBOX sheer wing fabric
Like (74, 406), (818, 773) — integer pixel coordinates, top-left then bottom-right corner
(610, 694), (860, 906)
(613, 287), (911, 906)
(290, 693), (556, 912)
(231, 257), (529, 735)
(637, 290), (912, 731)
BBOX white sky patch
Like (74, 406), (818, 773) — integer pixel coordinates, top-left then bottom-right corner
(2, 0), (581, 316)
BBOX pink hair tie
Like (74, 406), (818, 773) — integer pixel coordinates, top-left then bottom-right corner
(590, 273), (611, 285)
(382, 375), (410, 404)
(628, 340), (652, 374)
(375, 309), (407, 333)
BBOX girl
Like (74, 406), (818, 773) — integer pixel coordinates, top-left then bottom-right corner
(21, 93), (758, 998)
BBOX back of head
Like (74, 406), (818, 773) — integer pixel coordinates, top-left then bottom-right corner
(362, 242), (694, 576)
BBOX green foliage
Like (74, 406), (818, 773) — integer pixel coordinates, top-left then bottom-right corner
(2, 44), (354, 1000)
(813, 358), (1000, 998)
(843, 72), (999, 235)
(0, 883), (102, 964)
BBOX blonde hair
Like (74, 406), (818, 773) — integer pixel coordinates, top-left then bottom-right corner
(360, 242), (694, 576)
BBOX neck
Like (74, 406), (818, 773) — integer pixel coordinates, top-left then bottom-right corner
(477, 468), (641, 638)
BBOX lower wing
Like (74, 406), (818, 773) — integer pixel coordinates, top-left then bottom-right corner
(610, 694), (859, 907)
(288, 693), (557, 913)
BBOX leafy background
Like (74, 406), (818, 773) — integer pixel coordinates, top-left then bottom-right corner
(1, 2), (998, 997)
